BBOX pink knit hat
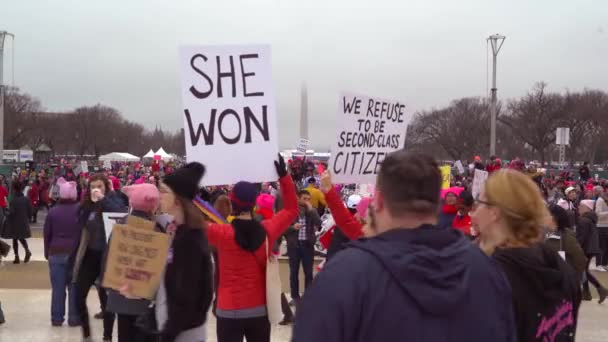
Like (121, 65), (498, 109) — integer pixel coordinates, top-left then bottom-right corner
(123, 184), (160, 213)
(57, 177), (77, 200)
(256, 193), (275, 211)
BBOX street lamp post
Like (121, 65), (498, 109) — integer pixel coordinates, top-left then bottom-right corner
(0, 30), (15, 164)
(487, 33), (505, 157)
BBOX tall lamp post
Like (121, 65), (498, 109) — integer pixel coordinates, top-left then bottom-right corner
(487, 33), (505, 157)
(0, 30), (15, 164)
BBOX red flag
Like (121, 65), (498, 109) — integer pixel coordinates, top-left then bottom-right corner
(319, 226), (335, 249)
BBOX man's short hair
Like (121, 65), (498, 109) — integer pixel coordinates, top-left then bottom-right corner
(377, 150), (441, 216)
(298, 190), (311, 198)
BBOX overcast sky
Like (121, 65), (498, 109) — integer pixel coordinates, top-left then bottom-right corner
(1, 0), (607, 149)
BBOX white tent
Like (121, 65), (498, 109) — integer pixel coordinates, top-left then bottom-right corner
(154, 147), (173, 161)
(142, 149), (155, 159)
(99, 152), (141, 162)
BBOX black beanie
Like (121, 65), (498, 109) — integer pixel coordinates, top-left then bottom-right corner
(163, 162), (206, 200)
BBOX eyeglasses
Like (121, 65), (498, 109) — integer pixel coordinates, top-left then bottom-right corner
(473, 195), (494, 210)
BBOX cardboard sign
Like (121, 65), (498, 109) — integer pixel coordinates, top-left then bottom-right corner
(329, 92), (410, 184)
(81, 161), (89, 174)
(102, 224), (170, 300)
(454, 160), (465, 174)
(440, 166), (451, 189)
(178, 45), (279, 186)
(103, 212), (129, 242)
(472, 169), (489, 199)
(297, 138), (310, 154)
(127, 215), (156, 231)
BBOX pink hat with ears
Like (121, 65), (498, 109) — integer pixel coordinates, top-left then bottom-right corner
(123, 184), (160, 213)
(356, 197), (373, 219)
(57, 177), (78, 200)
(256, 193), (275, 211)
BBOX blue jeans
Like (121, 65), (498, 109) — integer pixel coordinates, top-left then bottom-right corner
(48, 254), (79, 324)
(288, 240), (314, 300)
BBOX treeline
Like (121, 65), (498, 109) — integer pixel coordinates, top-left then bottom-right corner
(406, 82), (608, 164)
(3, 87), (185, 157)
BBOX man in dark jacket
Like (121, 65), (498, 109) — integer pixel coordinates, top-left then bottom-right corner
(577, 200), (608, 302)
(285, 190), (322, 304)
(293, 151), (516, 342)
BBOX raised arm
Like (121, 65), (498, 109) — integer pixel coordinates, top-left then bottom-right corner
(263, 155), (299, 243)
(320, 171), (363, 240)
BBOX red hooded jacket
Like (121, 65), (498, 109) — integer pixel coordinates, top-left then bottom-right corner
(206, 175), (298, 311)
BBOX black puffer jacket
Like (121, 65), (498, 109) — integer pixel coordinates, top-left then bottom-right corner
(576, 211), (601, 256)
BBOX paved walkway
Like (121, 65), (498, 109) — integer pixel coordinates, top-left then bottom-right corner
(1, 288), (607, 341)
(1, 218), (607, 341)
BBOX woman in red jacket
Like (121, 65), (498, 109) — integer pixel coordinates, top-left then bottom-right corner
(27, 180), (40, 223)
(207, 155), (298, 342)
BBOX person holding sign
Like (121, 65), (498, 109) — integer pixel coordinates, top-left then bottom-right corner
(153, 162), (213, 342)
(105, 183), (163, 342)
(207, 155), (298, 342)
(72, 174), (126, 342)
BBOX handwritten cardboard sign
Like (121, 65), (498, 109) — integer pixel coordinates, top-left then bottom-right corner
(102, 224), (170, 299)
(102, 212), (129, 243)
(127, 215), (156, 231)
(329, 92), (410, 184)
(178, 45), (279, 185)
(472, 169), (489, 199)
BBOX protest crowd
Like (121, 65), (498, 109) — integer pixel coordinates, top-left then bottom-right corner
(0, 43), (607, 342)
(0, 148), (608, 342)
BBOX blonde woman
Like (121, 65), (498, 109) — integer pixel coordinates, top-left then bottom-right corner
(471, 169), (581, 342)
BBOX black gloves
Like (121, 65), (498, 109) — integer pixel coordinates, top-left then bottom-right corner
(274, 154), (288, 178)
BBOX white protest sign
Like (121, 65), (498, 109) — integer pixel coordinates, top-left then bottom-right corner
(472, 169), (489, 199)
(329, 92), (409, 184)
(103, 212), (129, 242)
(297, 138), (310, 154)
(454, 160), (465, 174)
(103, 160), (111, 170)
(178, 45), (279, 186)
(81, 161), (89, 174)
(73, 165), (82, 177)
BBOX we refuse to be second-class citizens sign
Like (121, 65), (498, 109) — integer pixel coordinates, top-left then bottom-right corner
(329, 92), (410, 184)
(178, 45), (279, 186)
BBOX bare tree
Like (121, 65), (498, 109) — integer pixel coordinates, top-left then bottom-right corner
(500, 83), (566, 163)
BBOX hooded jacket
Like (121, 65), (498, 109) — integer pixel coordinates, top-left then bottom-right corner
(206, 175), (298, 315)
(293, 226), (516, 342)
(576, 211), (601, 256)
(494, 244), (581, 342)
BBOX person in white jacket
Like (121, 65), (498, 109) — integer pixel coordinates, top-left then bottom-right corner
(593, 186), (608, 271)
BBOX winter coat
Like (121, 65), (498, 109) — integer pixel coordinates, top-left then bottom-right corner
(493, 244), (581, 342)
(43, 201), (81, 259)
(27, 184), (39, 207)
(293, 226), (517, 342)
(324, 186), (364, 260)
(206, 175), (298, 313)
(576, 211), (601, 256)
(437, 204), (458, 229)
(594, 196), (608, 227)
(544, 229), (587, 276)
(0, 193), (33, 240)
(452, 213), (472, 236)
(158, 224), (213, 342)
(284, 206), (322, 247)
(70, 196), (126, 284)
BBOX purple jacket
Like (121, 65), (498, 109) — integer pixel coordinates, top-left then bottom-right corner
(43, 202), (82, 259)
